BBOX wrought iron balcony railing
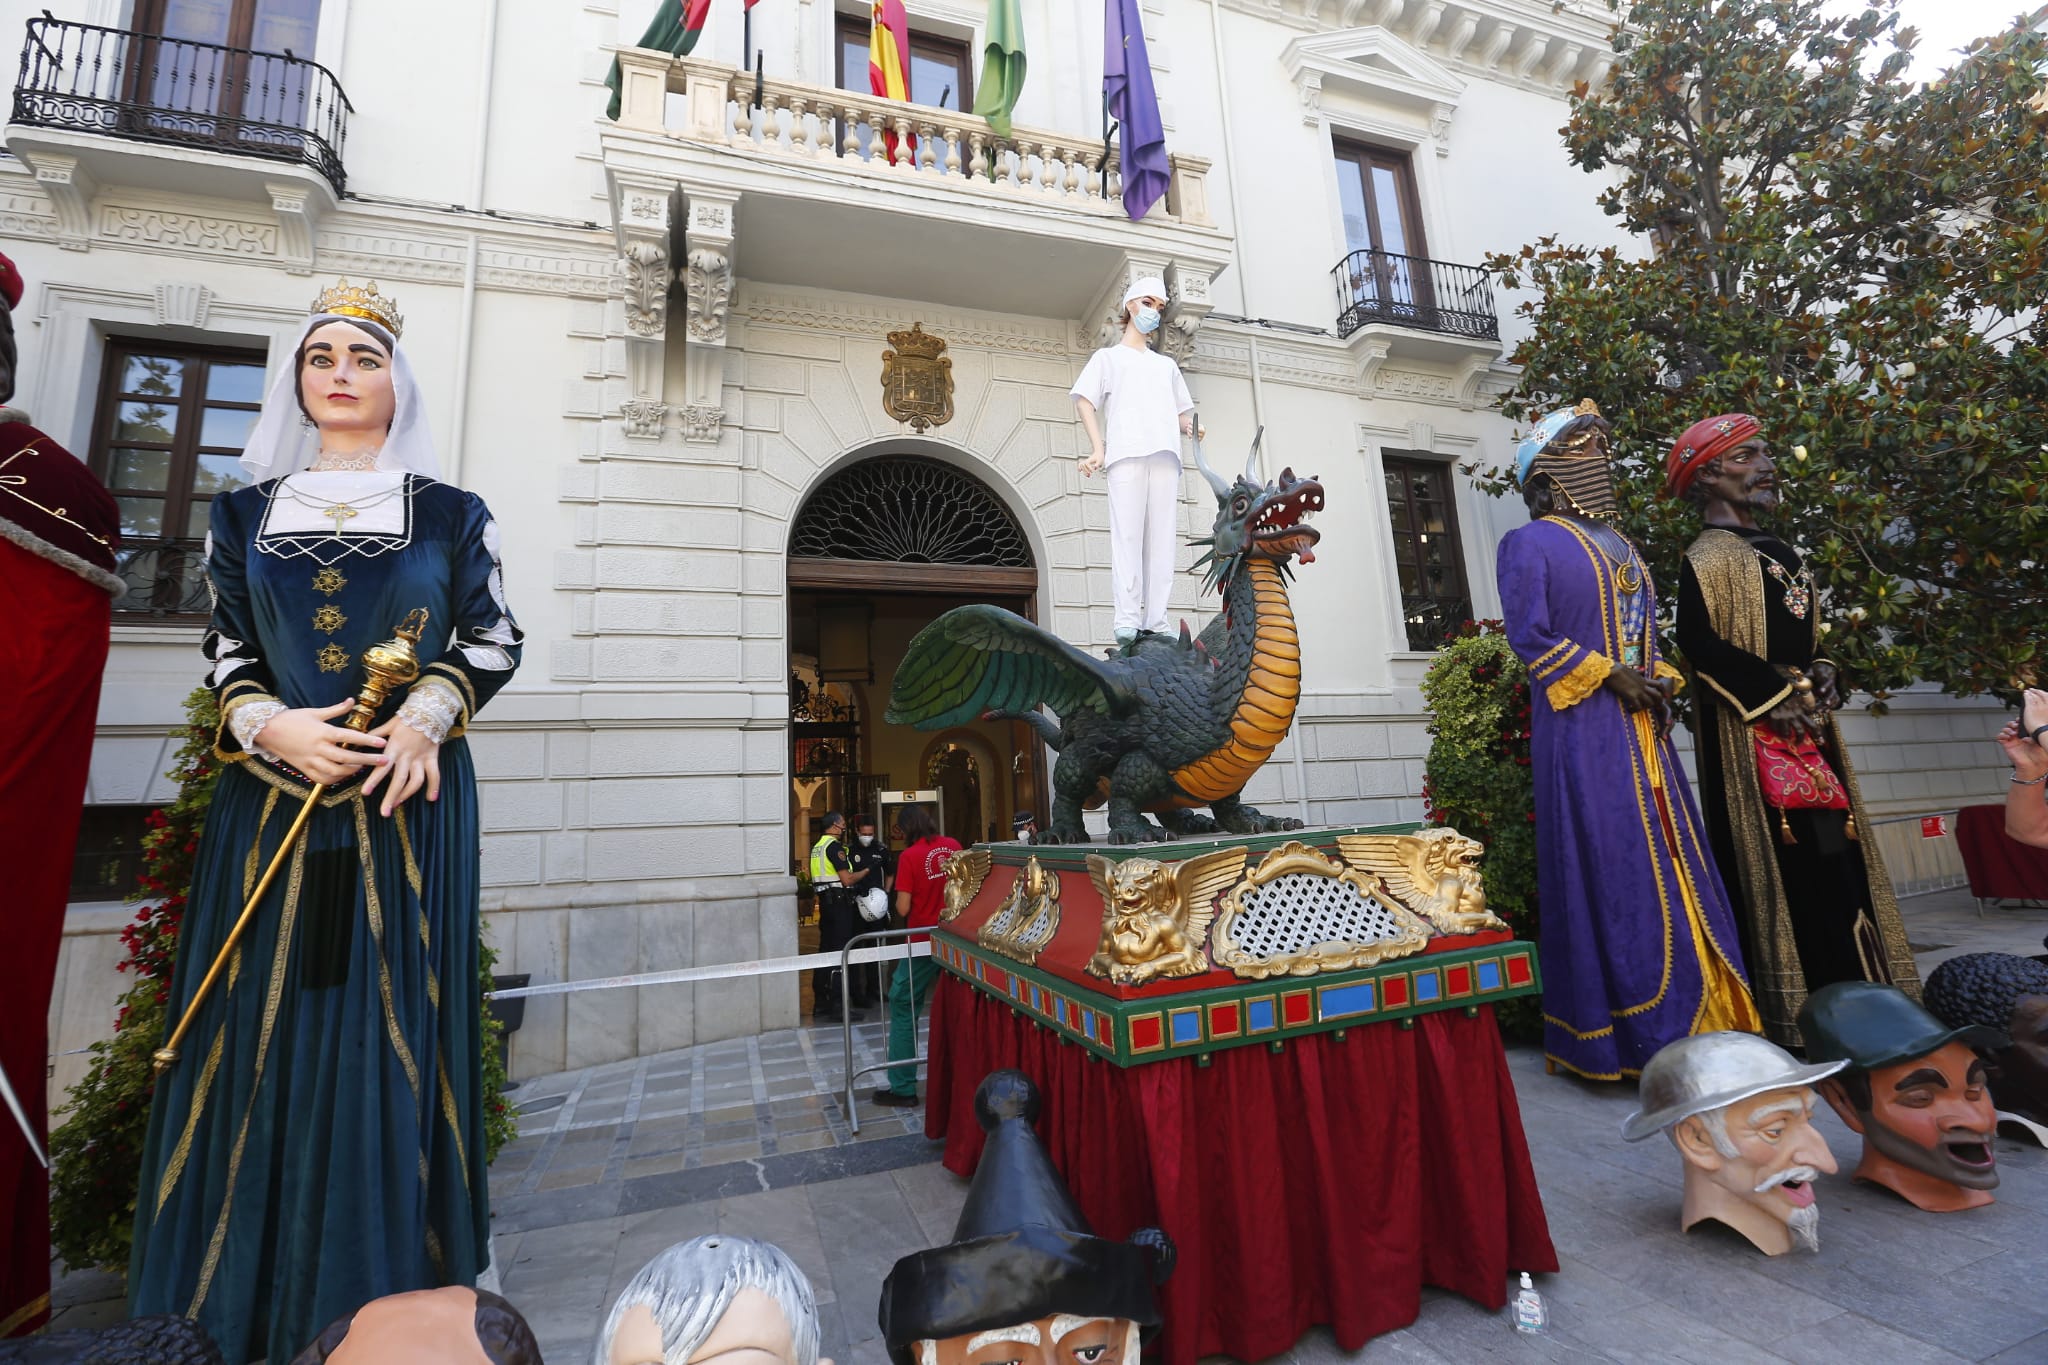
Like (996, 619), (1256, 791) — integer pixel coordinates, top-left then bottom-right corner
(1331, 249), (1499, 343)
(113, 537), (210, 618)
(11, 15), (351, 192)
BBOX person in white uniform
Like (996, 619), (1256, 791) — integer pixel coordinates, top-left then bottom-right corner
(1072, 277), (1202, 648)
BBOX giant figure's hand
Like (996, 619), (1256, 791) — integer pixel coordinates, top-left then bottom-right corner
(1603, 664), (1665, 715)
(360, 715), (441, 817)
(1808, 660), (1843, 712)
(1765, 697), (1823, 743)
(251, 698), (387, 785)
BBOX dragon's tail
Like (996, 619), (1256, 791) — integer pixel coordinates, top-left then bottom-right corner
(987, 707), (1065, 751)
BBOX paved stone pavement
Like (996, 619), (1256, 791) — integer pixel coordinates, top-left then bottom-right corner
(41, 889), (2048, 1362)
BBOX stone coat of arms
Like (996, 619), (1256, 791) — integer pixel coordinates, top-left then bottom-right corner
(880, 323), (954, 433)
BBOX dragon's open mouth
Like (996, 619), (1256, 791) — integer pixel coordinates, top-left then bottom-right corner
(1252, 475), (1324, 563)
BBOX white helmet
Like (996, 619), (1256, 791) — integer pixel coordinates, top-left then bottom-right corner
(858, 887), (890, 923)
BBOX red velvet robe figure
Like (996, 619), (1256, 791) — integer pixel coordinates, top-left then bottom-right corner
(0, 256), (123, 1335)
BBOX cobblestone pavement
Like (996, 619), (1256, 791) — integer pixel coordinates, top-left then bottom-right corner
(41, 890), (2048, 1363)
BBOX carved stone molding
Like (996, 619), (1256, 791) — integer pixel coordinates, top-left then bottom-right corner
(99, 204), (277, 256)
(153, 283), (212, 328)
(680, 404), (723, 443)
(1161, 262), (1215, 368)
(682, 246), (733, 345)
(620, 398), (668, 440)
(618, 240), (672, 338)
(738, 286), (1070, 357)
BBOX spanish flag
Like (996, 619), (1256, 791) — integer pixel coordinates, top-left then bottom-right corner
(869, 0), (914, 158)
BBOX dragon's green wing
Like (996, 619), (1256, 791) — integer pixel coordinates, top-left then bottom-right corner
(884, 604), (1134, 730)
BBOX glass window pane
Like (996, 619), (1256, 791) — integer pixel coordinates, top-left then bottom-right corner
(199, 406), (259, 449)
(193, 453), (248, 496)
(109, 447), (173, 491)
(186, 498), (214, 540)
(156, 0), (233, 44)
(1396, 561), (1421, 595)
(114, 401), (177, 444)
(840, 36), (868, 92)
(116, 496), (165, 540)
(1335, 158), (1372, 258)
(1371, 166), (1409, 256)
(120, 355), (184, 398)
(249, 0), (321, 55)
(909, 51), (959, 108)
(205, 363), (265, 404)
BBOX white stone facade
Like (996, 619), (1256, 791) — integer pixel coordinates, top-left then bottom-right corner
(14, 0), (2011, 1096)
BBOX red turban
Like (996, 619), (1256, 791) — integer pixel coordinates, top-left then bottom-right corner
(0, 252), (21, 311)
(1665, 412), (1761, 497)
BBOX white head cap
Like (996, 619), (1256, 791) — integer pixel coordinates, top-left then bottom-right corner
(1121, 276), (1168, 310)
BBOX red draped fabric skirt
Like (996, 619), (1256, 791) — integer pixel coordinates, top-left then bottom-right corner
(925, 975), (1556, 1364)
(0, 540), (111, 1337)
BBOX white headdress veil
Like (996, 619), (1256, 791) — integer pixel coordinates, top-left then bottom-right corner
(238, 313), (440, 482)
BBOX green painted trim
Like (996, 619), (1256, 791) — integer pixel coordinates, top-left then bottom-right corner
(979, 822), (1423, 872)
(933, 929), (1542, 1068)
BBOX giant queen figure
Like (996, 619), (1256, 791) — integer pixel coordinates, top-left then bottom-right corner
(1497, 401), (1758, 1080)
(1669, 413), (1918, 1046)
(129, 282), (523, 1362)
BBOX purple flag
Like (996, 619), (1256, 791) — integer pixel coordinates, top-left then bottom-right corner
(1105, 0), (1170, 221)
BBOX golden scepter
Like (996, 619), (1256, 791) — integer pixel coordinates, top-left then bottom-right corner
(153, 608), (431, 1073)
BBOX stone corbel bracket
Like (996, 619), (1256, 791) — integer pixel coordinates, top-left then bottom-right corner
(678, 187), (738, 444)
(266, 181), (330, 274)
(1160, 262), (1215, 368)
(23, 153), (97, 250)
(1086, 256), (1171, 351)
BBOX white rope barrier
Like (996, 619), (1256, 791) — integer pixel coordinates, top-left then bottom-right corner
(485, 940), (931, 1001)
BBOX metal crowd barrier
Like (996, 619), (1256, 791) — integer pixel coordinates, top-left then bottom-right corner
(840, 925), (932, 1135)
(1862, 809), (1970, 904)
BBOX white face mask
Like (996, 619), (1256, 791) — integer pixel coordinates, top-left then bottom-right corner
(1133, 304), (1162, 335)
(858, 834), (875, 846)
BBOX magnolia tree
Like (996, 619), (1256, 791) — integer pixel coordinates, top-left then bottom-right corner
(1485, 0), (2048, 702)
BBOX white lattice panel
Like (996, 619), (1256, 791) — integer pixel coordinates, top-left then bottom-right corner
(1231, 873), (1410, 959)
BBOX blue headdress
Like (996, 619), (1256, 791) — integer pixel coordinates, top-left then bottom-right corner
(1514, 404), (1590, 485)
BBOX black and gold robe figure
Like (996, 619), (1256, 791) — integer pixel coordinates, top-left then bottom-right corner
(1677, 526), (1919, 1045)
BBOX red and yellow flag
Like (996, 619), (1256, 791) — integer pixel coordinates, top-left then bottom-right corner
(868, 0), (911, 102)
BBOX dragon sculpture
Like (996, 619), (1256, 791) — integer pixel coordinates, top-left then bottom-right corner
(885, 434), (1323, 845)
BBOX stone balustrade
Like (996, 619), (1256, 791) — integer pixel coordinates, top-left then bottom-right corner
(611, 48), (1213, 229)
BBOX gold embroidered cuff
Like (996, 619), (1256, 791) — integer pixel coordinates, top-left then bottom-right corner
(1654, 660), (1685, 691)
(1546, 651), (1612, 711)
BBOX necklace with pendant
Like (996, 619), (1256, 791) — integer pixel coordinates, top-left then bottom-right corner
(1759, 554), (1813, 619)
(1555, 516), (1644, 594)
(278, 473), (406, 537)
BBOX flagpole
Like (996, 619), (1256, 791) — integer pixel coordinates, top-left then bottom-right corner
(1102, 88), (1115, 200)
(744, 1), (752, 75)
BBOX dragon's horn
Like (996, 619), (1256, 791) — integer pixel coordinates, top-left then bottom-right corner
(1243, 427), (1266, 484)
(1190, 417), (1230, 499)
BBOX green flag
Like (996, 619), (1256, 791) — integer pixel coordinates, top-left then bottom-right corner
(605, 1), (706, 122)
(969, 0), (1026, 140)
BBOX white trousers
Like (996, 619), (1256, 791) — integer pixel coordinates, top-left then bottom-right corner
(1106, 449), (1181, 635)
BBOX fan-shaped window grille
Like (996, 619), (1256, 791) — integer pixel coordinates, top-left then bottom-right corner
(790, 457), (1032, 567)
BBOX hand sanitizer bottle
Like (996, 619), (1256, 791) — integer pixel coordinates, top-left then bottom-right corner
(1511, 1272), (1547, 1334)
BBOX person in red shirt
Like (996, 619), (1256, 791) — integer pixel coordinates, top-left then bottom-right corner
(874, 803), (960, 1107)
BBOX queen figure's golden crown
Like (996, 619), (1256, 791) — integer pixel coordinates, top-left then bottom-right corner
(310, 279), (403, 339)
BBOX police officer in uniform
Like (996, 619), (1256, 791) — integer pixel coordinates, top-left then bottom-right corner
(846, 813), (894, 1011)
(809, 811), (859, 1020)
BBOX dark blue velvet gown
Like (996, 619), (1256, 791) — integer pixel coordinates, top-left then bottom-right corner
(1497, 515), (1758, 1080)
(129, 475), (521, 1363)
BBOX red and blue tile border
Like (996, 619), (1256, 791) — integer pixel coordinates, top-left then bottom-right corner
(932, 929), (1541, 1068)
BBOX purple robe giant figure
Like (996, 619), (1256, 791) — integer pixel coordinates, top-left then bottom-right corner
(1497, 403), (1759, 1081)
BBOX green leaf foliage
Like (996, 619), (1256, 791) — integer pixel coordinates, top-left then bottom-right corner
(1485, 0), (2048, 702)
(1420, 624), (1540, 1041)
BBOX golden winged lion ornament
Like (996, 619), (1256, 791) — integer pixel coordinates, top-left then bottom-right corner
(1335, 829), (1505, 935)
(940, 846), (993, 922)
(1083, 846), (1248, 986)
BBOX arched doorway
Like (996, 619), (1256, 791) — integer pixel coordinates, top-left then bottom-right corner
(786, 453), (1045, 878)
